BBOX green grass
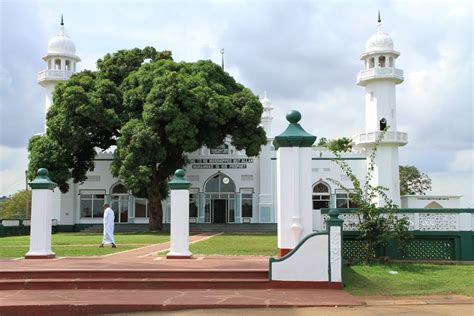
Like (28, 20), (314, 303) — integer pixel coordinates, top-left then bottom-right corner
(0, 232), (169, 258)
(344, 263), (474, 296)
(189, 233), (277, 256)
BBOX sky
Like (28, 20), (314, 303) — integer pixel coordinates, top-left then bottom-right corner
(0, 0), (473, 206)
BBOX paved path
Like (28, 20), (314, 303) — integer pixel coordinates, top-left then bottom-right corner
(0, 232), (362, 315)
(106, 304), (474, 316)
(1, 233), (272, 270)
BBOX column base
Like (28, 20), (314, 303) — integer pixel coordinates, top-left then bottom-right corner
(166, 255), (193, 259)
(278, 248), (292, 257)
(25, 254), (56, 259)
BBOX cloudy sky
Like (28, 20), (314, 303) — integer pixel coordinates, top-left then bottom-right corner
(1, 0), (472, 206)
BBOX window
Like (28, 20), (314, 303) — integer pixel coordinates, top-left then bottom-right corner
(380, 118), (387, 131)
(204, 199), (211, 223)
(111, 183), (129, 223)
(112, 183), (128, 194)
(55, 59), (61, 70)
(189, 193), (198, 218)
(312, 182), (330, 209)
(135, 198), (148, 218)
(379, 56), (386, 67)
(205, 173), (235, 193)
(65, 60), (71, 71)
(80, 190), (105, 218)
(389, 57), (394, 67)
(242, 193), (253, 217)
(335, 190), (357, 208)
(369, 58), (375, 68)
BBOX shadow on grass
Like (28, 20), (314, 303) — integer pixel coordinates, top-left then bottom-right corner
(343, 266), (378, 294)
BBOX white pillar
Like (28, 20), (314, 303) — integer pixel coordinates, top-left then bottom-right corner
(167, 169), (192, 259)
(274, 110), (316, 257)
(25, 168), (57, 259)
(327, 209), (343, 284)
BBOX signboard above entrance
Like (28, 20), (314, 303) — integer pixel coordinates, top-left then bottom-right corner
(189, 158), (254, 169)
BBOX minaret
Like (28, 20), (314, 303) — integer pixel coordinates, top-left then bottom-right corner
(260, 91), (274, 136)
(37, 15), (80, 131)
(353, 13), (408, 206)
(258, 92), (274, 223)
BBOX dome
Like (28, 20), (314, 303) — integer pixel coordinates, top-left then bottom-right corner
(47, 25), (77, 56)
(365, 30), (394, 52)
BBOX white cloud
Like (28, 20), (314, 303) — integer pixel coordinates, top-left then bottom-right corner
(0, 146), (29, 196)
(449, 150), (474, 172)
(1, 0), (472, 204)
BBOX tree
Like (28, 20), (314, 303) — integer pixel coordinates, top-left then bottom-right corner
(0, 190), (31, 219)
(28, 47), (267, 230)
(327, 131), (410, 262)
(316, 137), (352, 152)
(399, 165), (432, 195)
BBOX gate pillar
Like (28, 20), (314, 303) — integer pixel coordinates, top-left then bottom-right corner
(273, 110), (316, 256)
(25, 168), (57, 259)
(167, 169), (192, 259)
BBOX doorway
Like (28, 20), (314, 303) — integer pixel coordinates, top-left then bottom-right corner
(111, 183), (129, 223)
(204, 173), (236, 223)
(212, 199), (227, 223)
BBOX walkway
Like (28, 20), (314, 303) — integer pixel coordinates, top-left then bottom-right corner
(0, 232), (361, 315)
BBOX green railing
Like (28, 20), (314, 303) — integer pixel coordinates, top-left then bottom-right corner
(0, 219), (57, 237)
(320, 208), (474, 262)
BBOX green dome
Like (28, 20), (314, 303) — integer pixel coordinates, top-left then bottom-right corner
(286, 110), (301, 124)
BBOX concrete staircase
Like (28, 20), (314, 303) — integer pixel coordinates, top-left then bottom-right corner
(0, 269), (273, 290)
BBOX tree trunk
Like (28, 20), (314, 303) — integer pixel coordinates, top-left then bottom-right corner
(147, 171), (163, 231)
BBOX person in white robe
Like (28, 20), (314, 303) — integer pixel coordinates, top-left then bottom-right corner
(100, 204), (116, 248)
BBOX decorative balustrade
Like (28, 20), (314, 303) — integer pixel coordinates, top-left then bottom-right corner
(352, 131), (408, 145)
(37, 70), (75, 82)
(320, 208), (474, 232)
(357, 67), (404, 83)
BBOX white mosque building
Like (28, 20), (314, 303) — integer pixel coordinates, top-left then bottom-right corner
(37, 17), (461, 231)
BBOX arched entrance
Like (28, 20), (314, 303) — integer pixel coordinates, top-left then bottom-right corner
(110, 183), (129, 223)
(204, 173), (236, 223)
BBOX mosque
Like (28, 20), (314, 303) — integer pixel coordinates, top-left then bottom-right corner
(37, 16), (461, 231)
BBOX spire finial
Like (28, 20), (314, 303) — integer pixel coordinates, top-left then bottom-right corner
(220, 48), (225, 71)
(378, 10), (381, 23)
(60, 14), (64, 26)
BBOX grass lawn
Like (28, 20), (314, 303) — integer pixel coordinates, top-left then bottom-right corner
(189, 233), (278, 256)
(0, 232), (169, 258)
(344, 263), (474, 296)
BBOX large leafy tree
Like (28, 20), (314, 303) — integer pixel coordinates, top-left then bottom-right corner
(399, 165), (432, 196)
(0, 190), (32, 219)
(28, 47), (267, 230)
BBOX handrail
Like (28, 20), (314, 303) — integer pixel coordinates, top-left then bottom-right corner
(320, 208), (474, 214)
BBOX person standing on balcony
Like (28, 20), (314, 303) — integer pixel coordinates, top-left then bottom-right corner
(100, 204), (116, 248)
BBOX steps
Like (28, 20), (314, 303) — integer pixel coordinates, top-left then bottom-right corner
(0, 269), (271, 290)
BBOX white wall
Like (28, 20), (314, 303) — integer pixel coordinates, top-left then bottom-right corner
(401, 195), (462, 208)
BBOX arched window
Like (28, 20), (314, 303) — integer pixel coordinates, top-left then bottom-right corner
(65, 60), (71, 71)
(55, 59), (61, 70)
(111, 183), (128, 194)
(205, 173), (236, 193)
(380, 118), (387, 131)
(312, 182), (331, 209)
(379, 56), (386, 67)
(369, 58), (375, 68)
